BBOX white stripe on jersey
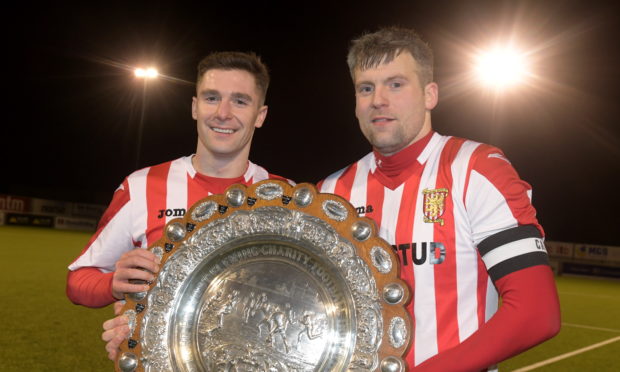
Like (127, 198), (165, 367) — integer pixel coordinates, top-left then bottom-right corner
(485, 277), (498, 322)
(129, 168), (149, 249)
(247, 161), (268, 183)
(184, 156), (197, 178)
(350, 154), (373, 214)
(166, 158), (189, 225)
(412, 135), (448, 365)
(466, 170), (519, 245)
(451, 140), (482, 342)
(379, 184), (404, 245)
(418, 133), (443, 163)
(482, 238), (545, 269)
(319, 168), (344, 194)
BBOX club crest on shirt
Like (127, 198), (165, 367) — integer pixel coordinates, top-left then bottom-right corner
(422, 188), (449, 226)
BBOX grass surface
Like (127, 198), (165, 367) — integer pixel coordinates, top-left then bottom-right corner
(500, 275), (620, 371)
(0, 226), (112, 371)
(1, 225), (619, 371)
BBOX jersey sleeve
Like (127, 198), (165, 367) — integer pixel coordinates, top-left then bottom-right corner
(66, 178), (138, 307)
(465, 145), (548, 282)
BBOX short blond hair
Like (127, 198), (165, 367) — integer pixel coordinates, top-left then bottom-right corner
(347, 27), (434, 86)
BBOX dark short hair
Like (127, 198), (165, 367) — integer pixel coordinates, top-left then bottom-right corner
(347, 27), (434, 86)
(197, 51), (270, 104)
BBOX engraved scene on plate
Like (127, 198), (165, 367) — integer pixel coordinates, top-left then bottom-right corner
(172, 239), (356, 372)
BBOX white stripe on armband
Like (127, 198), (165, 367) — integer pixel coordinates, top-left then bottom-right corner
(482, 237), (547, 269)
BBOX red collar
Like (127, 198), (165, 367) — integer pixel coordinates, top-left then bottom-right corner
(193, 173), (245, 195)
(372, 131), (434, 189)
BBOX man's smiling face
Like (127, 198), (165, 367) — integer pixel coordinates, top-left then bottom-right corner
(354, 52), (437, 156)
(192, 68), (267, 159)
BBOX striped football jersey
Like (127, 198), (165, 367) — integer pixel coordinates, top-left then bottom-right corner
(69, 156), (287, 273)
(319, 133), (547, 368)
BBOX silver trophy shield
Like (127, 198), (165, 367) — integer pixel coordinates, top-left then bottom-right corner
(116, 180), (411, 372)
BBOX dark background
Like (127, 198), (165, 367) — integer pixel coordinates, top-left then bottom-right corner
(3, 0), (619, 245)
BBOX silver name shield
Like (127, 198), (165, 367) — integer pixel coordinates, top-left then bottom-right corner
(116, 181), (411, 372)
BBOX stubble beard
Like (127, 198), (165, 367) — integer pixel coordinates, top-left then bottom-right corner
(364, 123), (406, 156)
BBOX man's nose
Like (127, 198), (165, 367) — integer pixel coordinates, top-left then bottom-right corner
(215, 100), (232, 120)
(371, 87), (388, 108)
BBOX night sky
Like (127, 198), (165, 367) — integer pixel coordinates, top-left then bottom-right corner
(4, 1), (620, 246)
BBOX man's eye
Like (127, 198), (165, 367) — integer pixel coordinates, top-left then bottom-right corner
(234, 99), (249, 106)
(358, 85), (373, 94)
(390, 82), (402, 89)
(205, 96), (219, 102)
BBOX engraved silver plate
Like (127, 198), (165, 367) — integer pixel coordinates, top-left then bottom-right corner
(117, 180), (411, 372)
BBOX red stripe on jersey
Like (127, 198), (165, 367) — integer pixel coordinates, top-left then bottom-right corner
(68, 178), (131, 266)
(462, 150), (474, 207)
(334, 163), (358, 201)
(432, 138), (463, 352)
(471, 145), (543, 235)
(365, 174), (384, 227)
(396, 174), (421, 367)
(145, 162), (172, 245)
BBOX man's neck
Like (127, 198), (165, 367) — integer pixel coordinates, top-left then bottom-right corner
(373, 130), (434, 178)
(377, 117), (432, 157)
(192, 150), (249, 178)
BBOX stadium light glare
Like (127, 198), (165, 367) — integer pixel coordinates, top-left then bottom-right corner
(134, 67), (158, 79)
(133, 66), (158, 169)
(475, 47), (528, 88)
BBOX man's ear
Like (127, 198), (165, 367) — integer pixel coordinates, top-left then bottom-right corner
(191, 97), (198, 120)
(254, 105), (268, 128)
(424, 82), (438, 110)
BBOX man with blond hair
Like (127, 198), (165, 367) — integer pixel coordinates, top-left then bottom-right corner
(320, 27), (560, 371)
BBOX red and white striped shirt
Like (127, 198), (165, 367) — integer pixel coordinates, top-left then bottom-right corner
(67, 156), (288, 307)
(319, 132), (549, 368)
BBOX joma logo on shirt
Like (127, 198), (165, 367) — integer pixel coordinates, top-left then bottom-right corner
(391, 242), (446, 266)
(355, 205), (374, 215)
(157, 208), (186, 219)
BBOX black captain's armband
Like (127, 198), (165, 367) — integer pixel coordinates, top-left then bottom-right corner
(477, 225), (549, 282)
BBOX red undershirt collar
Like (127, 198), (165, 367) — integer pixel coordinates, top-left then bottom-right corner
(193, 173), (245, 195)
(372, 131), (434, 189)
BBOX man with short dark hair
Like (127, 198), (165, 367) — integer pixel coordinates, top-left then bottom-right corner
(320, 27), (560, 371)
(66, 52), (288, 356)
